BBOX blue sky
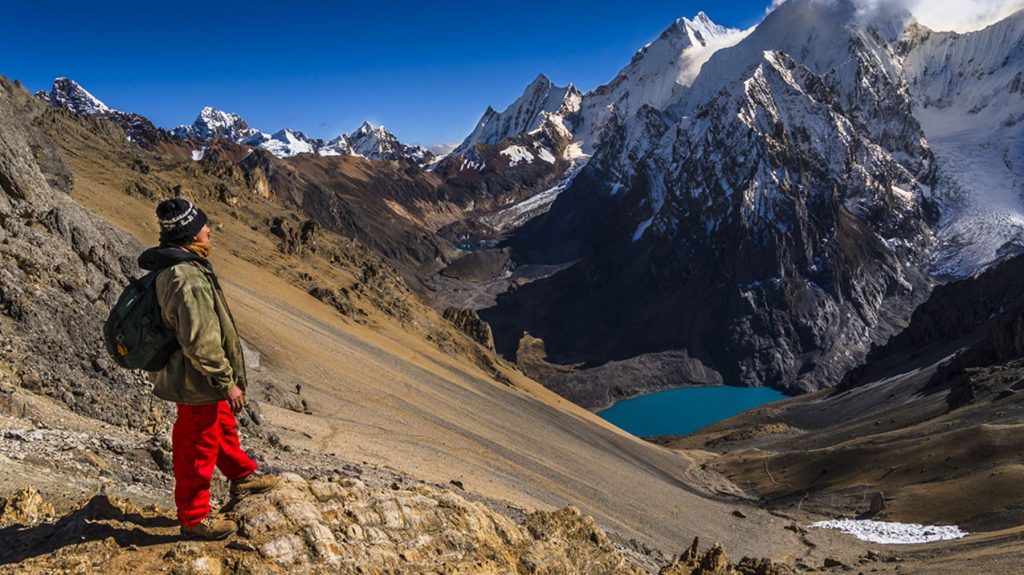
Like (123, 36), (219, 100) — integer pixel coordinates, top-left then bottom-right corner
(2, 0), (772, 146)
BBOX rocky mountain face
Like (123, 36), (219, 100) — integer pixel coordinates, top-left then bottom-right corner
(841, 253), (1024, 408)
(251, 150), (455, 281)
(36, 78), (179, 149)
(431, 14), (750, 247)
(476, 0), (949, 402)
(2, 78), (175, 431)
(173, 106), (262, 143)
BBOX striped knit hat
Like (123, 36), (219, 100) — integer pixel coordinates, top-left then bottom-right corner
(156, 199), (208, 245)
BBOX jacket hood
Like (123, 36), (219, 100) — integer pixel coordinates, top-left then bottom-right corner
(138, 245), (210, 272)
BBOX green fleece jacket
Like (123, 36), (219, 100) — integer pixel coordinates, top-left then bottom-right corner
(148, 260), (247, 405)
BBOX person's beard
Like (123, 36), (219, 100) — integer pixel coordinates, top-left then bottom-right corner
(182, 239), (213, 259)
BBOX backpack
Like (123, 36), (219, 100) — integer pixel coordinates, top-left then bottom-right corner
(103, 269), (180, 371)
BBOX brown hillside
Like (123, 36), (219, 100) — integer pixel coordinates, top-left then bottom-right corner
(1, 76), (814, 563)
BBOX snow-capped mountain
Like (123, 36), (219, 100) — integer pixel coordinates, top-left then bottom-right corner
(439, 12), (749, 232)
(240, 128), (318, 158)
(453, 74), (581, 156)
(320, 133), (354, 157)
(35, 77), (176, 147)
(902, 10), (1024, 277)
(174, 108), (432, 163)
(452, 13), (748, 160)
(479, 0), (976, 398)
(36, 77), (111, 115)
(575, 12), (749, 147)
(345, 121), (433, 163)
(431, 76), (584, 238)
(173, 106), (262, 143)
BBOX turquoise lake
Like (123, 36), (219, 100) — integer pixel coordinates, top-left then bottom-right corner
(596, 386), (788, 437)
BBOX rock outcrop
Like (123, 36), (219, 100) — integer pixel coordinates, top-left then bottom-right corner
(658, 538), (793, 575)
(0, 473), (797, 575)
(234, 473), (645, 574)
(0, 473), (652, 574)
(0, 489), (55, 528)
(443, 308), (495, 351)
(839, 254), (1024, 410)
(0, 78), (168, 431)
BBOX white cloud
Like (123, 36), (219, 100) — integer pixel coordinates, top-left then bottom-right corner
(764, 0), (1024, 32)
(909, 0), (1024, 32)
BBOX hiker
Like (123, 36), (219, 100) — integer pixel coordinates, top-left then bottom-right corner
(137, 198), (277, 540)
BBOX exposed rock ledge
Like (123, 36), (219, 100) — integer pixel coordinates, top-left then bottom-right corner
(0, 474), (790, 574)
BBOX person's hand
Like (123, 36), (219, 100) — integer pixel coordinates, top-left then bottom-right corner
(226, 386), (245, 413)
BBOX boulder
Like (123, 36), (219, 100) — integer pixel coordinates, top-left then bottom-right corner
(443, 307), (496, 351)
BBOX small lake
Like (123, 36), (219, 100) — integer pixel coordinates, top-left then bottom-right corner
(597, 386), (788, 438)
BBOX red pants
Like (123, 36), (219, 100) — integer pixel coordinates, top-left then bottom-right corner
(172, 401), (258, 527)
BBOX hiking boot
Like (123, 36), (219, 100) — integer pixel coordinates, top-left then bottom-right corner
(180, 515), (237, 540)
(229, 473), (279, 499)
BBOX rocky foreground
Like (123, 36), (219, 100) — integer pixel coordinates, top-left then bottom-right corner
(0, 471), (789, 575)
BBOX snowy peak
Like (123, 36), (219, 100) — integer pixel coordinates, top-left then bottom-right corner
(903, 9), (1024, 112)
(675, 11), (731, 48)
(174, 106), (261, 142)
(40, 77), (112, 115)
(322, 133), (353, 156)
(682, 0), (858, 103)
(35, 77), (180, 147)
(174, 109), (431, 163)
(240, 128), (318, 158)
(345, 122), (432, 163)
(454, 74), (581, 155)
(573, 12), (746, 148)
(353, 120), (382, 139)
(348, 121), (395, 157)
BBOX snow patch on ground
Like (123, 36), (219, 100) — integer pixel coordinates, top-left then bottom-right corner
(563, 142), (586, 160)
(191, 148), (206, 161)
(460, 158), (484, 171)
(536, 147), (556, 164)
(810, 519), (968, 544)
(500, 145), (535, 166)
(889, 184), (914, 205)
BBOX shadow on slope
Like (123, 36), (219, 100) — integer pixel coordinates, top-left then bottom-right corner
(669, 255), (1024, 533)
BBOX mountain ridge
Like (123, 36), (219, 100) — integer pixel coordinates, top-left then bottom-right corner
(36, 79), (434, 164)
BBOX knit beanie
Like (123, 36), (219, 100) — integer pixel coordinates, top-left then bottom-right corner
(156, 199), (208, 245)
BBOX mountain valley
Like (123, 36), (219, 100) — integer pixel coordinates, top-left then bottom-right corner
(2, 0), (1024, 572)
